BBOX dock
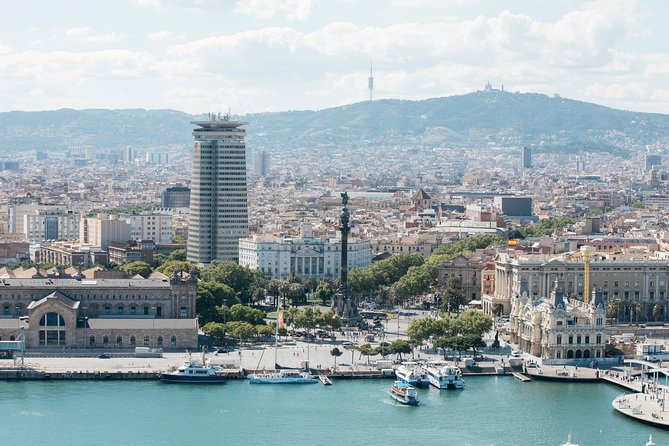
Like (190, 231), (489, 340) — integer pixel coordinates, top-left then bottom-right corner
(512, 372), (531, 382)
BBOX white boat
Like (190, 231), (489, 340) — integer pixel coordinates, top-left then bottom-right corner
(646, 435), (655, 446)
(160, 358), (226, 384)
(248, 299), (319, 385)
(390, 380), (419, 405)
(248, 369), (319, 384)
(395, 363), (429, 388)
(422, 362), (465, 390)
(559, 434), (578, 446)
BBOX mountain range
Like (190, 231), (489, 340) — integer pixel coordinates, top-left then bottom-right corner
(1, 90), (668, 154)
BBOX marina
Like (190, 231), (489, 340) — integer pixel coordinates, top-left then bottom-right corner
(2, 376), (666, 446)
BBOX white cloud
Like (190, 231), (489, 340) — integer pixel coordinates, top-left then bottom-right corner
(234, 0), (314, 21)
(148, 31), (174, 41)
(66, 27), (90, 37)
(85, 32), (124, 44)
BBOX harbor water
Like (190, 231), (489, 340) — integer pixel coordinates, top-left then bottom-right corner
(2, 376), (668, 446)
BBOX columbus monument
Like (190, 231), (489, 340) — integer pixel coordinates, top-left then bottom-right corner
(332, 192), (361, 325)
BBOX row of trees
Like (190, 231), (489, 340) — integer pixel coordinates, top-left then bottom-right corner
(606, 298), (665, 324)
(281, 307), (343, 337)
(406, 311), (493, 358)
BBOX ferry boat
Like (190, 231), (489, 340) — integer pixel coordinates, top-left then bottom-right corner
(160, 360), (226, 384)
(395, 363), (429, 388)
(389, 380), (419, 405)
(422, 363), (465, 389)
(248, 369), (319, 384)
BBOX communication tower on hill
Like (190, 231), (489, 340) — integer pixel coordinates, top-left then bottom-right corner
(368, 59), (374, 101)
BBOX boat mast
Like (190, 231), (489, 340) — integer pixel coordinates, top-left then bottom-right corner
(275, 296), (280, 370)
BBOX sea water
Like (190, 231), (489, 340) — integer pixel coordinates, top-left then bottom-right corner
(1, 377), (665, 446)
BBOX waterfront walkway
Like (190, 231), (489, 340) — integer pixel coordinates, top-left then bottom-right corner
(613, 390), (669, 428)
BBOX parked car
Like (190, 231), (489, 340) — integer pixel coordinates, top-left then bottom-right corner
(511, 350), (522, 358)
(342, 341), (354, 346)
(644, 355), (659, 363)
(97, 353), (111, 359)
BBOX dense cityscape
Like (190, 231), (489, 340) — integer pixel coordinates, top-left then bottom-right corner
(3, 1), (669, 445)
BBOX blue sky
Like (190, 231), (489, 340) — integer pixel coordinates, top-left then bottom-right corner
(1, 0), (668, 114)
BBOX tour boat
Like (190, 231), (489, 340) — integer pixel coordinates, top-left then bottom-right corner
(248, 369), (319, 384)
(389, 380), (419, 405)
(160, 360), (226, 384)
(422, 363), (465, 389)
(395, 363), (429, 388)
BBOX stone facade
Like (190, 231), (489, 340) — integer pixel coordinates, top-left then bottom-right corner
(0, 272), (198, 350)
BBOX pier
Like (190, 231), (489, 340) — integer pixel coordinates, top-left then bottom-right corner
(512, 372), (531, 382)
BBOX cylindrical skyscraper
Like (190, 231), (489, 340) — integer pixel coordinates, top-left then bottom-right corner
(187, 114), (249, 265)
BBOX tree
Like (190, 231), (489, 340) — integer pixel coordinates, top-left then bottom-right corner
(313, 281), (335, 305)
(153, 253), (168, 268)
(390, 339), (412, 360)
(357, 343), (376, 364)
(156, 260), (200, 277)
(196, 281), (239, 324)
(202, 260), (258, 303)
(229, 304), (266, 325)
(492, 304), (504, 317)
(168, 249), (187, 261)
(606, 298), (620, 321)
(456, 311), (493, 338)
(226, 321), (256, 342)
(330, 347), (343, 370)
(202, 322), (227, 343)
(441, 274), (466, 316)
(119, 261), (152, 278)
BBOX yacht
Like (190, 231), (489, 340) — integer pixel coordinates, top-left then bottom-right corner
(423, 362), (465, 389)
(160, 360), (226, 384)
(395, 363), (429, 388)
(389, 380), (419, 405)
(248, 369), (319, 384)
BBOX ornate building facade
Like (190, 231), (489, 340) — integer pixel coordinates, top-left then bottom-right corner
(0, 271), (198, 350)
(509, 282), (606, 360)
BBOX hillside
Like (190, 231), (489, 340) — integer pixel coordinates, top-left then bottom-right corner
(1, 90), (668, 153)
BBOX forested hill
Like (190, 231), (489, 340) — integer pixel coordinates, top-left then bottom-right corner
(1, 90), (668, 154)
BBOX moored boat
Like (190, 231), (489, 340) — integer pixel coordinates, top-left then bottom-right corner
(160, 360), (226, 384)
(559, 434), (578, 446)
(395, 362), (429, 388)
(248, 369), (319, 384)
(422, 362), (465, 390)
(390, 380), (419, 405)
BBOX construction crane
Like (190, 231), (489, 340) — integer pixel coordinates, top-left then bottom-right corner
(580, 246), (596, 304)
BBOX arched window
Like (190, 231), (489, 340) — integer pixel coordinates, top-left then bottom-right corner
(103, 335), (109, 345)
(116, 335), (122, 346)
(10, 335), (15, 341)
(170, 336), (177, 347)
(39, 312), (66, 346)
(130, 335), (136, 346)
(157, 336), (163, 347)
(89, 336), (95, 346)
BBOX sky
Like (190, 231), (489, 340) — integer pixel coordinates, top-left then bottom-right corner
(1, 0), (668, 114)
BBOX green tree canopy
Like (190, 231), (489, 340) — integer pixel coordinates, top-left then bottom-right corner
(119, 261), (152, 278)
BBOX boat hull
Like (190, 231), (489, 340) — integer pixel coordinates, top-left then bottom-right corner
(390, 392), (419, 405)
(159, 374), (226, 384)
(249, 377), (319, 384)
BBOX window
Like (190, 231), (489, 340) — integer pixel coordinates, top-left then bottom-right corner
(130, 335), (136, 346)
(117, 306), (124, 315)
(576, 335), (581, 345)
(89, 336), (95, 346)
(180, 307), (187, 318)
(585, 335), (590, 344)
(143, 306), (149, 315)
(156, 306), (162, 317)
(116, 335), (122, 346)
(104, 306), (111, 315)
(171, 336), (177, 347)
(144, 336), (150, 346)
(131, 306), (136, 315)
(103, 335), (109, 345)
(556, 335), (562, 345)
(568, 335), (573, 345)
(39, 312), (66, 346)
(157, 336), (163, 347)
(596, 335), (602, 344)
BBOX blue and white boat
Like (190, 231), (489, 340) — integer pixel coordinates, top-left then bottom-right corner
(395, 363), (429, 388)
(390, 380), (419, 405)
(248, 369), (319, 384)
(423, 362), (465, 390)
